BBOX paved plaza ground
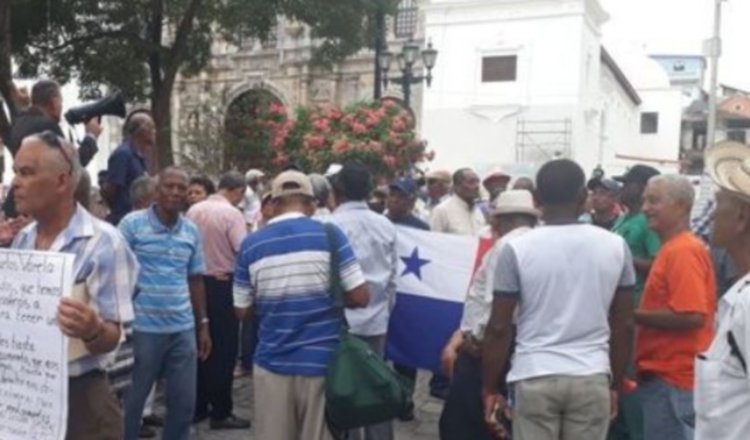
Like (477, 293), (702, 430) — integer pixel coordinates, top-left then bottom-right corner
(153, 371), (442, 439)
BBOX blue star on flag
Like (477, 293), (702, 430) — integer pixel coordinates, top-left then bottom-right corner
(400, 247), (431, 280)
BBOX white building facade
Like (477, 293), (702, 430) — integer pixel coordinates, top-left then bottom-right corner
(422, 0), (682, 177)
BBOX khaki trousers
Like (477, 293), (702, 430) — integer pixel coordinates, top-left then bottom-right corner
(253, 365), (332, 440)
(67, 370), (122, 440)
(513, 373), (611, 440)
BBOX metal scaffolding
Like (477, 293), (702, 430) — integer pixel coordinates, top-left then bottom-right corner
(515, 118), (572, 164)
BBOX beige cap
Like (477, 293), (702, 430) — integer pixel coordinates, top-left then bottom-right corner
(271, 170), (314, 199)
(706, 140), (750, 199)
(426, 169), (452, 184)
(491, 189), (541, 218)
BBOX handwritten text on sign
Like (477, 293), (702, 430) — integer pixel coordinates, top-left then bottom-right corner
(0, 250), (73, 440)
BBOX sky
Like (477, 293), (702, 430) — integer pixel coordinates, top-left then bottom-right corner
(600, 0), (750, 91)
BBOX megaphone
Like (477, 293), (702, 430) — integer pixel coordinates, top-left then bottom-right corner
(64, 92), (126, 125)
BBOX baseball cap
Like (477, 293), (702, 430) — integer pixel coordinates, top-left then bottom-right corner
(587, 177), (622, 193)
(389, 177), (418, 197)
(613, 165), (660, 185)
(271, 171), (314, 199)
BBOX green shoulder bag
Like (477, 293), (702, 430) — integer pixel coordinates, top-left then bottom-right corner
(323, 223), (414, 433)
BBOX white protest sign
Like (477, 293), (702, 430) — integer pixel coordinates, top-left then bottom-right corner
(0, 249), (74, 440)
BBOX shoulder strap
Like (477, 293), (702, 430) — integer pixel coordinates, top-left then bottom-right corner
(728, 330), (748, 374)
(323, 223), (349, 330)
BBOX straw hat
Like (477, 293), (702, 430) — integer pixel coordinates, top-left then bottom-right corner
(705, 140), (750, 198)
(491, 190), (541, 218)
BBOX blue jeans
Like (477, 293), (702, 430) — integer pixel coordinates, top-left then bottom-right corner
(639, 376), (694, 440)
(124, 330), (197, 440)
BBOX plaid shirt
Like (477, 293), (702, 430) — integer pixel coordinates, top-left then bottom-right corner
(691, 174), (717, 244)
(12, 204), (138, 377)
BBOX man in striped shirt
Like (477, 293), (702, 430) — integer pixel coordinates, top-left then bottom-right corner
(120, 166), (212, 440)
(234, 170), (369, 440)
(12, 133), (138, 439)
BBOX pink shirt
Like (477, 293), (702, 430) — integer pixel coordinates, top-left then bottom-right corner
(186, 194), (247, 278)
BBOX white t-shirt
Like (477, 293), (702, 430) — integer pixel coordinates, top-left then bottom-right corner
(493, 223), (636, 383)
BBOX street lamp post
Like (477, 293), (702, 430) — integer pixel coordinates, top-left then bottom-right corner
(706, 0), (726, 149)
(378, 41), (438, 108)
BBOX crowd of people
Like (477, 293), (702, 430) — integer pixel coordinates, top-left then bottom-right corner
(1, 78), (749, 440)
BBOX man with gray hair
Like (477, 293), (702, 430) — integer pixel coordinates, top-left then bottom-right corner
(309, 173), (333, 220)
(130, 175), (158, 211)
(635, 174), (716, 440)
(102, 110), (154, 225)
(11, 132), (138, 439)
(186, 171), (250, 430)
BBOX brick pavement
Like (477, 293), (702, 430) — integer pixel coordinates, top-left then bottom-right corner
(152, 371), (442, 439)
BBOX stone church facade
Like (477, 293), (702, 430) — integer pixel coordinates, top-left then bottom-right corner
(171, 0), (427, 167)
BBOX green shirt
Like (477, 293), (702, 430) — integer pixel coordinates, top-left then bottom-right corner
(612, 212), (661, 299)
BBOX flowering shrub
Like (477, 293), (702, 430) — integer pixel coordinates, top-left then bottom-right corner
(257, 101), (434, 176)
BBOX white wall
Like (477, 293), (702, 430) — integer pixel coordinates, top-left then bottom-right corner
(422, 0), (607, 176)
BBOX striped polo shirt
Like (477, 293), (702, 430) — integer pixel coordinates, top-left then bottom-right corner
(234, 212), (365, 376)
(119, 206), (206, 333)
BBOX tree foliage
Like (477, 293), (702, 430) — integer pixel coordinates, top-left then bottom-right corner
(1, 0), (399, 168)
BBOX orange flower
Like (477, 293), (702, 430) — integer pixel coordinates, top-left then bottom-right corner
(332, 138), (350, 154)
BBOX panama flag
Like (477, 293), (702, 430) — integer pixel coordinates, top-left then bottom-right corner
(386, 226), (493, 372)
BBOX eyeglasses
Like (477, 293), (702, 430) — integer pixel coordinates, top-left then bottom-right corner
(37, 130), (73, 175)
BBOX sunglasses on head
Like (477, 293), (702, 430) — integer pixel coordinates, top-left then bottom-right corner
(37, 130), (73, 175)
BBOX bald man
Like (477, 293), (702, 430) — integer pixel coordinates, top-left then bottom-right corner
(11, 132), (138, 439)
(119, 166), (211, 440)
(103, 111), (154, 225)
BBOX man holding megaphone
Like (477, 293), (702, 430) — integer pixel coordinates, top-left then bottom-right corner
(5, 79), (124, 218)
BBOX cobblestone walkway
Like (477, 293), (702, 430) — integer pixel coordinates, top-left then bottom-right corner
(153, 371), (442, 439)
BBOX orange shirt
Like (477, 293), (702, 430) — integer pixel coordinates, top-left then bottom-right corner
(636, 231), (716, 390)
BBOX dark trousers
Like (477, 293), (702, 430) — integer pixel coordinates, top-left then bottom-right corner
(195, 276), (239, 420)
(68, 370), (123, 440)
(439, 351), (497, 440)
(394, 364), (450, 395)
(240, 314), (258, 371)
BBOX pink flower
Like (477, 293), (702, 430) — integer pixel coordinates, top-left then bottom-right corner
(342, 115), (355, 126)
(383, 155), (397, 169)
(332, 138), (350, 154)
(365, 114), (382, 128)
(269, 102), (287, 115)
(352, 122), (367, 135)
(368, 140), (384, 154)
(389, 131), (405, 147)
(390, 117), (407, 133)
(272, 152), (289, 167)
(304, 134), (326, 150)
(326, 108), (344, 121)
(313, 118), (331, 133)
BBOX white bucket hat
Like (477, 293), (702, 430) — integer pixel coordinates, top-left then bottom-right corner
(491, 189), (541, 218)
(705, 140), (750, 198)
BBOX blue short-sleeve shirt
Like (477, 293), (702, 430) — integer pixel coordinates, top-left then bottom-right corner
(119, 205), (206, 333)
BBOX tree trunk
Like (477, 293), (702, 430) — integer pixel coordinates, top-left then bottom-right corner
(0, 0), (17, 145)
(151, 88), (173, 173)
